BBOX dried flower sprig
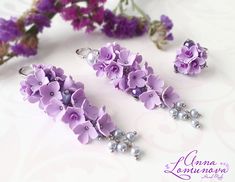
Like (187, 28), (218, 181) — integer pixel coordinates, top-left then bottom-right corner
(102, 0), (174, 49)
(0, 0), (106, 65)
(0, 0), (174, 66)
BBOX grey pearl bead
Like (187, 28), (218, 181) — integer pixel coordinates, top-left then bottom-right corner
(176, 101), (186, 109)
(126, 132), (137, 142)
(169, 108), (178, 119)
(117, 142), (128, 152)
(178, 111), (189, 120)
(113, 129), (124, 139)
(130, 146), (141, 157)
(190, 109), (200, 118)
(108, 140), (117, 152)
(86, 52), (97, 66)
(192, 120), (200, 128)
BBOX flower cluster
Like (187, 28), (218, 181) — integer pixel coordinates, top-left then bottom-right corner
(92, 42), (180, 109)
(20, 64), (116, 144)
(0, 0), (107, 65)
(102, 10), (148, 38)
(174, 40), (208, 75)
(60, 0), (106, 32)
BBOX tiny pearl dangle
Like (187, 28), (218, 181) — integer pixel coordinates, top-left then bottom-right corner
(76, 42), (203, 129)
(169, 102), (201, 128)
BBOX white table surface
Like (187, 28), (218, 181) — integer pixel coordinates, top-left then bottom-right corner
(0, 0), (235, 182)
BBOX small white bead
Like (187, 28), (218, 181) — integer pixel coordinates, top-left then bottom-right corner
(117, 143), (128, 152)
(130, 146), (141, 157)
(86, 52), (97, 66)
(190, 109), (200, 118)
(126, 132), (137, 142)
(108, 140), (117, 152)
(169, 108), (178, 118)
(192, 120), (200, 128)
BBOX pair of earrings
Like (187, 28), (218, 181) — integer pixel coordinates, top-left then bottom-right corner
(19, 42), (203, 160)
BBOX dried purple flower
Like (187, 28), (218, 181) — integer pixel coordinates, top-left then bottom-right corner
(0, 18), (21, 42)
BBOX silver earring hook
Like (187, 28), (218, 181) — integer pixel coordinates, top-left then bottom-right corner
(19, 66), (33, 76)
(76, 48), (99, 59)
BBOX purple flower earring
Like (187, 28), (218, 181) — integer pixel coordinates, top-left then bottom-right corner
(174, 39), (208, 76)
(76, 42), (203, 128)
(19, 64), (142, 160)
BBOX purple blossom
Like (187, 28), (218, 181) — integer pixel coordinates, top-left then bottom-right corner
(117, 49), (136, 66)
(11, 43), (37, 57)
(98, 46), (116, 63)
(73, 121), (98, 144)
(82, 99), (99, 121)
(45, 99), (64, 118)
(139, 90), (162, 109)
(105, 61), (123, 80)
(179, 45), (198, 64)
(188, 58), (206, 75)
(142, 62), (153, 75)
(147, 74), (164, 93)
(96, 113), (116, 137)
(62, 106), (85, 129)
(36, 0), (57, 13)
(161, 86), (179, 108)
(127, 70), (146, 88)
(160, 15), (173, 31)
(102, 10), (148, 39)
(174, 40), (208, 75)
(39, 81), (62, 105)
(63, 76), (84, 92)
(60, 5), (79, 21)
(26, 69), (49, 93)
(20, 81), (41, 103)
(0, 18), (21, 42)
(71, 89), (86, 107)
(93, 61), (106, 76)
(25, 13), (51, 32)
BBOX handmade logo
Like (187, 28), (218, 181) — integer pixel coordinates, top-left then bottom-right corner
(164, 150), (229, 180)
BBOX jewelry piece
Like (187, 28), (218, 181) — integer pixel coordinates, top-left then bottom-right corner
(174, 39), (208, 75)
(76, 42), (202, 128)
(19, 64), (142, 160)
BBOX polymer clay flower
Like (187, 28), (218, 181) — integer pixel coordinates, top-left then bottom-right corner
(188, 58), (206, 75)
(162, 86), (179, 108)
(71, 89), (86, 107)
(96, 113), (116, 137)
(98, 46), (116, 63)
(62, 106), (85, 129)
(105, 61), (123, 80)
(147, 75), (164, 93)
(142, 62), (153, 76)
(26, 69), (49, 93)
(45, 98), (64, 118)
(73, 121), (98, 144)
(20, 81), (41, 103)
(128, 70), (146, 88)
(174, 40), (208, 76)
(63, 76), (84, 92)
(139, 90), (161, 109)
(117, 49), (136, 66)
(179, 45), (198, 64)
(82, 99), (99, 121)
(93, 61), (106, 77)
(39, 81), (62, 105)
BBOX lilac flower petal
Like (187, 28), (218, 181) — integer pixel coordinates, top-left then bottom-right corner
(82, 99), (98, 121)
(147, 74), (164, 93)
(139, 90), (161, 109)
(71, 89), (86, 107)
(162, 86), (180, 108)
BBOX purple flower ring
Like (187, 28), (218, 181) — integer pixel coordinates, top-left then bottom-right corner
(174, 39), (208, 76)
(19, 64), (142, 160)
(77, 42), (203, 128)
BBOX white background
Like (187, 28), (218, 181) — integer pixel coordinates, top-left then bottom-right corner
(0, 0), (235, 182)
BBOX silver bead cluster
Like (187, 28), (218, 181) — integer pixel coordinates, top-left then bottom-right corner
(169, 101), (201, 128)
(107, 129), (142, 160)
